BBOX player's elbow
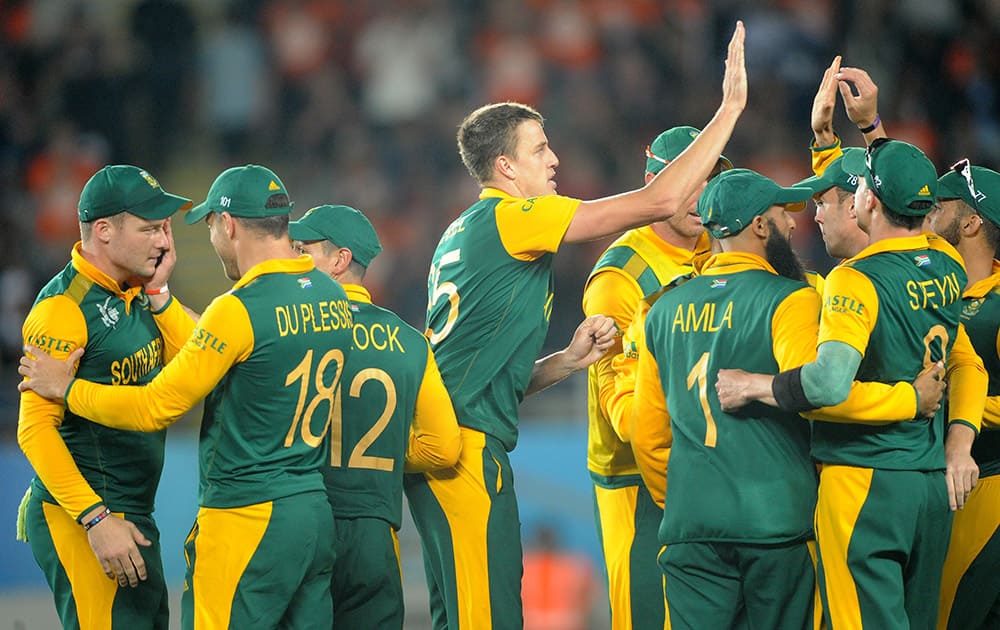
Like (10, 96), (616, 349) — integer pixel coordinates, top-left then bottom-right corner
(435, 429), (463, 468)
(808, 378), (851, 408)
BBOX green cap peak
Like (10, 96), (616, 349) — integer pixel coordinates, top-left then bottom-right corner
(186, 165), (294, 225)
(697, 168), (812, 239)
(289, 204), (383, 268)
(79, 165), (191, 222)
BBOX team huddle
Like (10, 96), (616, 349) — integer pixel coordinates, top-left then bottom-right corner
(14, 20), (1000, 630)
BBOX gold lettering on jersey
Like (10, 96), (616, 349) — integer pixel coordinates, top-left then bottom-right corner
(353, 322), (405, 353)
(825, 294), (865, 315)
(191, 327), (229, 354)
(671, 301), (733, 333)
(25, 333), (73, 354)
(111, 338), (164, 385)
(906, 273), (961, 311)
(276, 300), (354, 336)
(440, 216), (466, 241)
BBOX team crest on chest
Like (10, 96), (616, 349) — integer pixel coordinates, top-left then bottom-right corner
(962, 298), (983, 319)
(97, 296), (120, 329)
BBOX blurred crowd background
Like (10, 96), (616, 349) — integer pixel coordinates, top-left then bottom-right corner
(1, 1), (999, 626)
(1, 0), (999, 386)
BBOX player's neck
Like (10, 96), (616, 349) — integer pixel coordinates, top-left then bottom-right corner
(78, 241), (130, 286)
(866, 213), (922, 245)
(958, 237), (995, 287)
(235, 238), (300, 278)
(650, 222), (699, 250)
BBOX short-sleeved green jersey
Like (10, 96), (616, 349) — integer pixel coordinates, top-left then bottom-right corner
(812, 241), (967, 471)
(199, 268), (353, 508)
(27, 261), (166, 515)
(962, 271), (1000, 478)
(323, 287), (430, 529)
(425, 190), (577, 451)
(645, 267), (817, 545)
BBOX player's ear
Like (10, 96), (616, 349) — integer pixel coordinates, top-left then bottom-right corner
(749, 214), (769, 238)
(496, 155), (515, 180)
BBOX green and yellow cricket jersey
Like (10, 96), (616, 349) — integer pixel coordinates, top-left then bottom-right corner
(425, 187), (579, 451)
(18, 243), (193, 521)
(633, 252), (819, 544)
(961, 261), (1000, 477)
(324, 284), (460, 529)
(65, 256), (353, 508)
(811, 235), (986, 470)
(583, 228), (709, 479)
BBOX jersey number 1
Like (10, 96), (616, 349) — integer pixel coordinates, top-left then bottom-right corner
(687, 352), (718, 448)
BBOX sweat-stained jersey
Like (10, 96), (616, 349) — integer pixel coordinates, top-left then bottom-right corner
(810, 235), (986, 470)
(64, 256), (353, 509)
(634, 252), (819, 544)
(425, 187), (579, 451)
(961, 261), (1000, 477)
(324, 284), (460, 529)
(583, 228), (710, 478)
(18, 243), (193, 521)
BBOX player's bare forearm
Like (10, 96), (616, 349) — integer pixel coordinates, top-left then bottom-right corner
(945, 422), (979, 511)
(527, 315), (616, 396)
(715, 369), (776, 411)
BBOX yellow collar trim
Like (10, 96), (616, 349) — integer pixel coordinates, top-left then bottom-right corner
(343, 283), (372, 304)
(700, 251), (778, 276)
(232, 255), (315, 290)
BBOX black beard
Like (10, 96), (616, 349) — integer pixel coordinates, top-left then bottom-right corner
(937, 217), (962, 246)
(765, 219), (807, 282)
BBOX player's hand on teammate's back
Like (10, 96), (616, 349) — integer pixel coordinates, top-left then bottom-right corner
(85, 510), (152, 587)
(715, 368), (775, 411)
(720, 21), (748, 113)
(912, 360), (946, 418)
(564, 315), (618, 370)
(17, 344), (83, 402)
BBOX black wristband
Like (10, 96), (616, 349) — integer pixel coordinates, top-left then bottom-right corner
(858, 114), (881, 134)
(772, 367), (817, 413)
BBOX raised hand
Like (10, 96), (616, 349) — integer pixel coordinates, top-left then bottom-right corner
(720, 21), (748, 113)
(811, 56), (842, 146)
(835, 66), (882, 135)
(145, 217), (176, 309)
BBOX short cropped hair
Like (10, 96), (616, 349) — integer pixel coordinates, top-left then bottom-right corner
(234, 214), (289, 239)
(883, 203), (929, 230)
(79, 212), (125, 241)
(458, 102), (544, 186)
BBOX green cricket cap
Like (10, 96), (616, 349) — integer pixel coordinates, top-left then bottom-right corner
(289, 204), (383, 268)
(795, 147), (864, 196)
(697, 168), (812, 239)
(78, 165), (191, 222)
(937, 163), (1000, 229)
(646, 126), (733, 175)
(841, 140), (937, 216)
(185, 164), (294, 225)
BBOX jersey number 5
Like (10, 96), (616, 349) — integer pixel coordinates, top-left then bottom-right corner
(426, 249), (461, 344)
